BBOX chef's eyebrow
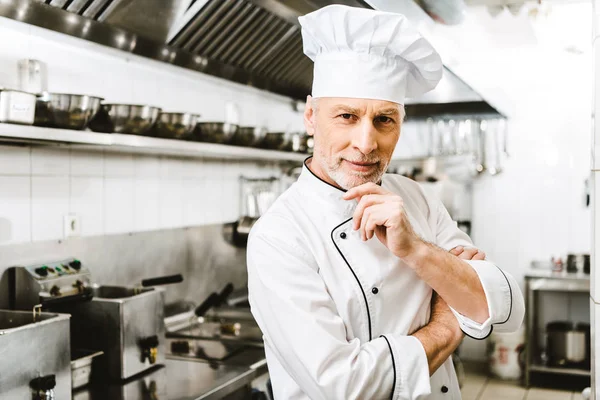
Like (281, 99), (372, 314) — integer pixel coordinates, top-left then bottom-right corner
(376, 108), (400, 117)
(330, 105), (361, 115)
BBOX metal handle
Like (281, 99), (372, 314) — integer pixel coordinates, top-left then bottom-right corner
(141, 274), (184, 287)
(194, 293), (220, 317)
(216, 283), (234, 306)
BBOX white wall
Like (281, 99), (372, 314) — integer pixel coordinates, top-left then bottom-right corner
(0, 17), (301, 245)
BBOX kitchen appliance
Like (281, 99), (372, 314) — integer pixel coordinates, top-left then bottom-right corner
(152, 112), (199, 139)
(71, 350), (103, 390)
(0, 88), (36, 125)
(34, 93), (103, 130)
(0, 309), (71, 399)
(545, 321), (588, 367)
(11, 258), (180, 381)
(88, 104), (161, 135)
(567, 253), (590, 273)
(17, 59), (48, 95)
(194, 122), (238, 143)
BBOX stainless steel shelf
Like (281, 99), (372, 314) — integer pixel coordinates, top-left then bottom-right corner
(529, 364), (591, 377)
(0, 123), (307, 162)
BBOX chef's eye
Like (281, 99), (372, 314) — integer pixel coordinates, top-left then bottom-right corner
(340, 113), (354, 120)
(376, 116), (394, 124)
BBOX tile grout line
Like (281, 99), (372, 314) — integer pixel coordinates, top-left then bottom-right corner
(474, 377), (490, 400)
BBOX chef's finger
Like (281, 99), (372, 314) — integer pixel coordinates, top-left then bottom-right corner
(363, 206), (388, 241)
(343, 182), (389, 201)
(352, 194), (388, 230)
(450, 246), (464, 256)
(457, 248), (479, 260)
(472, 251), (486, 260)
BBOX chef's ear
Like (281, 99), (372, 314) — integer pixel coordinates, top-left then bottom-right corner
(304, 95), (316, 137)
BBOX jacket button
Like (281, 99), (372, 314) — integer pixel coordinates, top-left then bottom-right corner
(371, 287), (379, 294)
(441, 385), (448, 393)
(340, 232), (347, 239)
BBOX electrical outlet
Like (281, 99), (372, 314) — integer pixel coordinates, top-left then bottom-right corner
(64, 214), (81, 238)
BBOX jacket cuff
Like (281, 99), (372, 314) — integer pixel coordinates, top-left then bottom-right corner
(382, 334), (431, 400)
(450, 260), (512, 339)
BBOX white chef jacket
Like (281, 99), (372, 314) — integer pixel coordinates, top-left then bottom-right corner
(247, 160), (525, 400)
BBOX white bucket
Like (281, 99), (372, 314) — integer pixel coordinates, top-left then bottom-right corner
(488, 327), (525, 380)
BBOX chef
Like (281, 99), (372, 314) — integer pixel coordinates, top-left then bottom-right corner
(247, 4), (524, 400)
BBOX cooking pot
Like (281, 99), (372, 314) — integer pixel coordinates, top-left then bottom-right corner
(546, 321), (588, 367)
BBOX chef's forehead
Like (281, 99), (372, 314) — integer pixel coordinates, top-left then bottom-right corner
(312, 97), (403, 112)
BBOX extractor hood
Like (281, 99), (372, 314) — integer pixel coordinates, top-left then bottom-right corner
(0, 0), (504, 117)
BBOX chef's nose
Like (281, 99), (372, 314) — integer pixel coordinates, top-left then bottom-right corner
(353, 120), (378, 155)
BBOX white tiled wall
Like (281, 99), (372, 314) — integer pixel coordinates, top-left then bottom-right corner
(0, 18), (293, 245)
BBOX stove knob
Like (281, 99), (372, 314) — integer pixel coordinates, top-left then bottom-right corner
(35, 267), (48, 277)
(69, 260), (82, 271)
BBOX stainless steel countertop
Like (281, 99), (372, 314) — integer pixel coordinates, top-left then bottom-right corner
(74, 351), (267, 400)
(525, 269), (590, 281)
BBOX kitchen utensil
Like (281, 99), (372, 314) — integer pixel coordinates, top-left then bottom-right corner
(193, 122), (238, 143)
(34, 92), (103, 130)
(17, 59), (47, 95)
(0, 88), (36, 125)
(0, 310), (71, 399)
(88, 103), (161, 135)
(546, 321), (586, 366)
(258, 131), (286, 150)
(152, 112), (199, 139)
(567, 254), (587, 273)
(231, 126), (267, 147)
(584, 254), (590, 274)
(71, 349), (103, 389)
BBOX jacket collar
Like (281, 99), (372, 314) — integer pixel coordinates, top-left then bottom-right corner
(297, 157), (357, 216)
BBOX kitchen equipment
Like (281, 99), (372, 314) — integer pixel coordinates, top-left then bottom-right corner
(34, 92), (103, 130)
(0, 310), (71, 399)
(17, 59), (48, 95)
(11, 258), (181, 381)
(88, 103), (161, 135)
(258, 131), (286, 150)
(289, 131), (310, 153)
(567, 253), (589, 273)
(194, 122), (238, 143)
(152, 112), (199, 139)
(546, 321), (587, 367)
(71, 349), (103, 389)
(231, 126), (267, 147)
(0, 88), (36, 125)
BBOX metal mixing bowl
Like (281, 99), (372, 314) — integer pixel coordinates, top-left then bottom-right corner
(88, 104), (161, 135)
(34, 93), (103, 130)
(231, 126), (267, 147)
(153, 112), (200, 139)
(193, 122), (238, 143)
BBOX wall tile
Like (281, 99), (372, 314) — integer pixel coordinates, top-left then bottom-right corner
(134, 155), (160, 178)
(70, 150), (104, 177)
(134, 179), (160, 232)
(0, 176), (31, 244)
(104, 153), (134, 177)
(182, 179), (205, 226)
(159, 157), (184, 179)
(70, 177), (104, 237)
(158, 179), (183, 229)
(104, 178), (134, 234)
(0, 145), (31, 175)
(31, 176), (69, 241)
(31, 148), (70, 176)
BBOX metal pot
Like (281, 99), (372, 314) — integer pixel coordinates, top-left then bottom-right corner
(152, 112), (199, 139)
(546, 321), (587, 366)
(0, 88), (36, 125)
(34, 93), (103, 130)
(88, 103), (161, 135)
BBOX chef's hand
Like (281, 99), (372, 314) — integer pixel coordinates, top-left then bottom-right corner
(449, 245), (486, 261)
(343, 182), (422, 259)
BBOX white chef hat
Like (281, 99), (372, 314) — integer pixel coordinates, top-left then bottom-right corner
(298, 5), (443, 105)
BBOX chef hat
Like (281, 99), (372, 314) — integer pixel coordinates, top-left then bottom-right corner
(298, 5), (443, 104)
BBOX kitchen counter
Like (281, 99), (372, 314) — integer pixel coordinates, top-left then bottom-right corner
(525, 269), (590, 280)
(73, 349), (267, 400)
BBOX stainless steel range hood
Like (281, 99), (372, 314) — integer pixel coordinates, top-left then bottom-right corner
(0, 0), (503, 117)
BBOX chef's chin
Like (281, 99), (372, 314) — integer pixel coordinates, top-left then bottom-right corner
(330, 168), (385, 190)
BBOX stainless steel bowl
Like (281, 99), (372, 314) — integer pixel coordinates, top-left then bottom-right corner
(231, 126), (267, 147)
(193, 122), (238, 143)
(88, 104), (161, 135)
(34, 93), (103, 130)
(259, 131), (287, 150)
(153, 112), (199, 139)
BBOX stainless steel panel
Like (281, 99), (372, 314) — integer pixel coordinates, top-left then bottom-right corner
(213, 9), (267, 62)
(65, 0), (91, 14)
(255, 32), (301, 77)
(226, 13), (277, 65)
(169, 0), (223, 48)
(80, 0), (113, 19)
(199, 2), (255, 57)
(183, 0), (236, 52)
(0, 310), (71, 399)
(191, 0), (248, 54)
(239, 21), (291, 69)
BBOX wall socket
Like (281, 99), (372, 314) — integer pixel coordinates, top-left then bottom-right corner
(64, 214), (81, 238)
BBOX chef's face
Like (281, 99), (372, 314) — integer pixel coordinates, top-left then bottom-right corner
(304, 96), (403, 190)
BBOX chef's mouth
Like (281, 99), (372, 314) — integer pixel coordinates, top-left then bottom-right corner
(343, 159), (380, 172)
